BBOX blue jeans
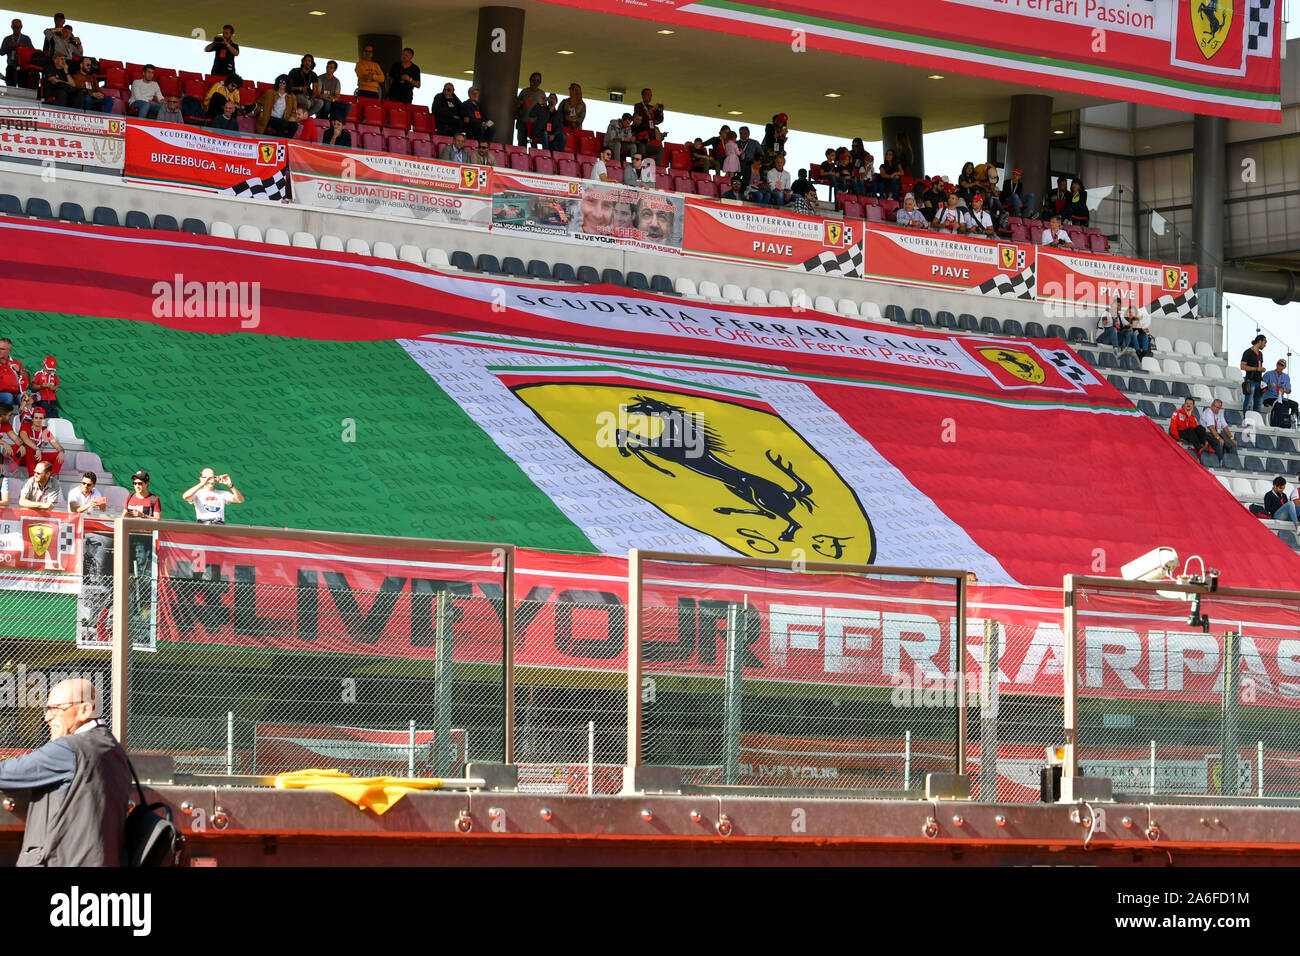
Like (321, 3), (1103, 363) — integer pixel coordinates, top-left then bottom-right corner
(1244, 379), (1264, 414)
(132, 100), (161, 119)
(1097, 327), (1118, 347)
(1117, 329), (1136, 351)
(1007, 192), (1035, 217)
(770, 190), (786, 208)
(1273, 501), (1298, 524)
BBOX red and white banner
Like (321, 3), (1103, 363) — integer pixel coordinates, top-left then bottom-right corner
(862, 226), (1035, 298)
(0, 106), (125, 169)
(0, 507), (82, 592)
(1037, 249), (1198, 318)
(683, 198), (863, 276)
(123, 119), (287, 197)
(286, 142), (493, 228)
(253, 723), (467, 775)
(536, 0), (1283, 121)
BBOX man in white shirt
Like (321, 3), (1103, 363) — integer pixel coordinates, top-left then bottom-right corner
(182, 468), (244, 525)
(129, 63), (165, 120)
(963, 193), (996, 238)
(67, 471), (108, 515)
(1199, 398), (1238, 466)
(640, 156), (656, 188)
(894, 194), (928, 229)
(1039, 215), (1072, 247)
(932, 193), (964, 233)
(589, 146), (614, 182)
(766, 155), (792, 207)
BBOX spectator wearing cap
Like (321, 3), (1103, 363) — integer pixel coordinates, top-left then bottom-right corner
(182, 468), (244, 525)
(30, 356), (59, 418)
(964, 193), (997, 238)
(895, 193), (928, 229)
(129, 64), (165, 119)
(68, 472), (107, 515)
(19, 405), (64, 475)
(720, 175), (745, 201)
(603, 113), (635, 162)
(1000, 167), (1034, 219)
(1262, 359), (1299, 427)
(124, 471), (161, 519)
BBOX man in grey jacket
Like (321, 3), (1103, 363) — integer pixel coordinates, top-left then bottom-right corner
(0, 677), (130, 866)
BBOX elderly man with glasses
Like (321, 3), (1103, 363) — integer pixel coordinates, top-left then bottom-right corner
(0, 677), (131, 866)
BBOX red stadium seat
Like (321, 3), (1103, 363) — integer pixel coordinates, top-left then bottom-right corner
(105, 68), (128, 88)
(386, 135), (410, 155)
(177, 70), (201, 83)
(99, 59), (124, 72)
(1089, 233), (1109, 253)
(386, 109), (409, 130)
(552, 151), (576, 163)
(126, 66), (143, 84)
(690, 170), (711, 182)
(361, 132), (383, 151)
(412, 139), (433, 158)
(411, 112), (433, 133)
(558, 159), (580, 178)
(358, 123), (381, 136)
(673, 176), (692, 193)
(1030, 225), (1044, 244)
(695, 180), (718, 197)
(880, 199), (899, 217)
(861, 196), (879, 206)
(488, 148), (505, 167)
(655, 173), (672, 191)
(158, 77), (180, 98)
(865, 205), (884, 222)
(408, 130), (431, 143)
(577, 137), (599, 156)
(580, 161), (595, 179)
(532, 156), (556, 175)
(362, 104), (384, 126)
(181, 79), (206, 99)
(433, 135), (452, 153)
(842, 201), (863, 220)
(154, 67), (176, 79)
(1010, 224), (1030, 242)
(239, 87), (258, 107)
(509, 152), (531, 171)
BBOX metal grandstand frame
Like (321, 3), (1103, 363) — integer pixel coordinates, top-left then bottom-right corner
(625, 549), (970, 784)
(110, 518), (517, 763)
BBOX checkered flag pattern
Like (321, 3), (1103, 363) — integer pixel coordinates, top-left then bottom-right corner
(801, 241), (864, 278)
(1248, 0), (1272, 54)
(973, 267), (1035, 299)
(221, 169), (289, 202)
(1041, 348), (1098, 388)
(1146, 290), (1199, 321)
(58, 521), (75, 556)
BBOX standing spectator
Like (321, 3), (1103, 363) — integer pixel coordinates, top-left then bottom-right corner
(205, 25), (240, 76)
(964, 192), (997, 238)
(1000, 167), (1034, 219)
(514, 71), (546, 147)
(40, 12), (64, 54)
(0, 404), (20, 475)
(766, 155), (792, 208)
(1066, 178), (1089, 227)
(1040, 215), (1072, 247)
(30, 356), (58, 418)
(848, 139), (875, 197)
(0, 677), (131, 867)
(744, 159), (771, 205)
(0, 338), (28, 406)
(895, 193), (928, 229)
(68, 472), (107, 515)
(790, 168), (819, 216)
(543, 92), (564, 150)
(1241, 334), (1267, 415)
(957, 161), (979, 205)
(317, 60), (349, 123)
(2, 20), (33, 88)
(460, 87), (494, 142)
(322, 117), (350, 147)
(622, 152), (645, 187)
(1200, 398), (1238, 465)
(20, 406), (64, 476)
(1169, 397), (1214, 461)
(354, 43), (384, 100)
(254, 76), (296, 136)
(560, 83), (586, 147)
(1043, 177), (1070, 221)
(1262, 359), (1299, 427)
(440, 131), (470, 164)
(1261, 477), (1300, 527)
(123, 471), (161, 519)
(603, 113), (634, 161)
(42, 52), (78, 109)
(590, 146), (615, 182)
(879, 149), (903, 199)
(388, 47), (420, 105)
(288, 55), (324, 118)
(203, 75), (244, 119)
(18, 459), (59, 509)
(737, 127), (763, 186)
(432, 82), (464, 136)
(46, 22), (81, 61)
(721, 131), (740, 177)
(71, 57), (108, 112)
(632, 88), (666, 162)
(183, 469), (244, 525)
(762, 112), (788, 156)
(210, 98), (240, 131)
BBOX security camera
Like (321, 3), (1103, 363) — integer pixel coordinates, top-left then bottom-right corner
(1120, 547), (1178, 583)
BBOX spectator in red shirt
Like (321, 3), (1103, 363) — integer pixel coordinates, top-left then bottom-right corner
(0, 337), (28, 405)
(292, 99), (318, 142)
(0, 404), (20, 475)
(31, 355), (59, 418)
(1169, 397), (1213, 462)
(632, 88), (665, 163)
(19, 406), (64, 476)
(124, 470), (161, 519)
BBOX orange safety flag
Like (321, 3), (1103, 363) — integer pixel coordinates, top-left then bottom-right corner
(273, 769), (451, 815)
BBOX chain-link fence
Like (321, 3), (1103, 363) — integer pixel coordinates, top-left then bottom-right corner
(1071, 583), (1300, 803)
(122, 529), (511, 778)
(633, 556), (965, 794)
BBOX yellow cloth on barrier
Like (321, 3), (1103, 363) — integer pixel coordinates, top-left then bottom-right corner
(273, 769), (449, 815)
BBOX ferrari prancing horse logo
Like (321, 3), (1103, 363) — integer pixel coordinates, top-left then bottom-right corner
(1192, 0), (1233, 60)
(978, 347), (1046, 384)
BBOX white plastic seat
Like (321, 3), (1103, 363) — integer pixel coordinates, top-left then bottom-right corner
(1154, 336), (1174, 354)
(47, 418), (77, 443)
(721, 283), (745, 303)
(1194, 341), (1216, 359)
(103, 485), (129, 513)
(745, 286), (768, 306)
(74, 451), (103, 474)
(813, 295), (836, 314)
(236, 224), (263, 243)
(790, 289), (811, 311)
(209, 221), (235, 239)
(1255, 478), (1275, 498)
(675, 276), (698, 297)
(767, 289), (790, 308)
(1231, 477), (1256, 497)
(345, 238), (371, 256)
(837, 298), (859, 317)
(425, 247), (450, 267)
(291, 231), (318, 249)
(1140, 356), (1161, 375)
(1203, 364), (1224, 381)
(1174, 339), (1195, 357)
(398, 244), (424, 264)
(264, 227), (290, 246)
(1215, 474), (1235, 493)
(1181, 361), (1203, 379)
(859, 301), (882, 320)
(319, 234), (344, 251)
(1160, 358), (1183, 378)
(1245, 411), (1266, 430)
(372, 241), (398, 259)
(697, 280), (722, 300)
(1215, 386), (1236, 404)
(1190, 383), (1213, 402)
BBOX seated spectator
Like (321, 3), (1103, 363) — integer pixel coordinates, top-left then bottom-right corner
(18, 460), (58, 511)
(1122, 305), (1151, 357)
(957, 161), (979, 205)
(762, 112), (787, 156)
(440, 131), (471, 164)
(387, 47), (420, 105)
(561, 83), (586, 146)
(291, 99), (318, 142)
(919, 178), (946, 222)
(470, 142), (494, 166)
(68, 471), (107, 515)
(255, 75), (297, 136)
(964, 192), (997, 237)
(603, 113), (634, 161)
(14, 390), (34, 426)
(1040, 214), (1072, 247)
(129, 63), (166, 119)
(0, 405), (20, 475)
(30, 356), (58, 418)
(879, 148), (903, 200)
(317, 60), (350, 123)
(19, 406), (64, 475)
(690, 138), (717, 174)
(586, 145), (614, 181)
(1169, 397), (1214, 462)
(288, 55), (324, 118)
(124, 471), (161, 519)
(432, 82), (464, 136)
(0, 338), (28, 406)
(322, 117), (350, 147)
(818, 148), (845, 193)
(1000, 167), (1034, 219)
(2, 20), (33, 89)
(767, 155), (793, 208)
(720, 175), (744, 201)
(354, 43), (385, 100)
(895, 193), (928, 229)
(744, 159), (771, 205)
(1095, 303), (1120, 348)
(1259, 476), (1300, 528)
(42, 52), (78, 109)
(1066, 178), (1089, 227)
(1262, 359), (1299, 427)
(622, 152), (645, 187)
(210, 98), (240, 131)
(71, 58), (109, 112)
(790, 168), (818, 215)
(1043, 176), (1070, 221)
(155, 94), (185, 124)
(205, 75), (245, 119)
(932, 192), (965, 233)
(632, 88), (665, 162)
(1199, 398), (1238, 465)
(460, 87), (494, 142)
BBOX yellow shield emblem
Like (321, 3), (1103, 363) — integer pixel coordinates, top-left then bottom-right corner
(978, 347), (1045, 384)
(1001, 246), (1017, 270)
(1165, 267), (1182, 290)
(510, 383), (874, 563)
(461, 167), (478, 189)
(1192, 0), (1233, 59)
(27, 523), (53, 558)
(259, 142), (276, 164)
(825, 221), (842, 247)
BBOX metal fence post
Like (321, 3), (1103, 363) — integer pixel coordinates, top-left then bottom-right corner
(1220, 630), (1241, 797)
(980, 619), (1000, 801)
(1062, 576), (1079, 782)
(110, 518), (130, 746)
(724, 602), (744, 785)
(625, 549), (644, 774)
(227, 711), (234, 776)
(904, 729), (912, 790)
(434, 590), (456, 775)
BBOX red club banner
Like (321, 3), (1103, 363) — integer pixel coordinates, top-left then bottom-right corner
(682, 198), (864, 276)
(861, 226), (1036, 298)
(0, 507), (82, 590)
(123, 119), (287, 197)
(535, 0), (1282, 121)
(1037, 248), (1198, 318)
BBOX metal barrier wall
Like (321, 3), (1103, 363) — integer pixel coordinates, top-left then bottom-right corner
(111, 520), (515, 776)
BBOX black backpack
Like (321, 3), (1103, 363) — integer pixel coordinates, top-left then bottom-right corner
(123, 756), (184, 867)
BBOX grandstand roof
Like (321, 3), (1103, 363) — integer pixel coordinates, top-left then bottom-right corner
(66, 0), (1107, 135)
